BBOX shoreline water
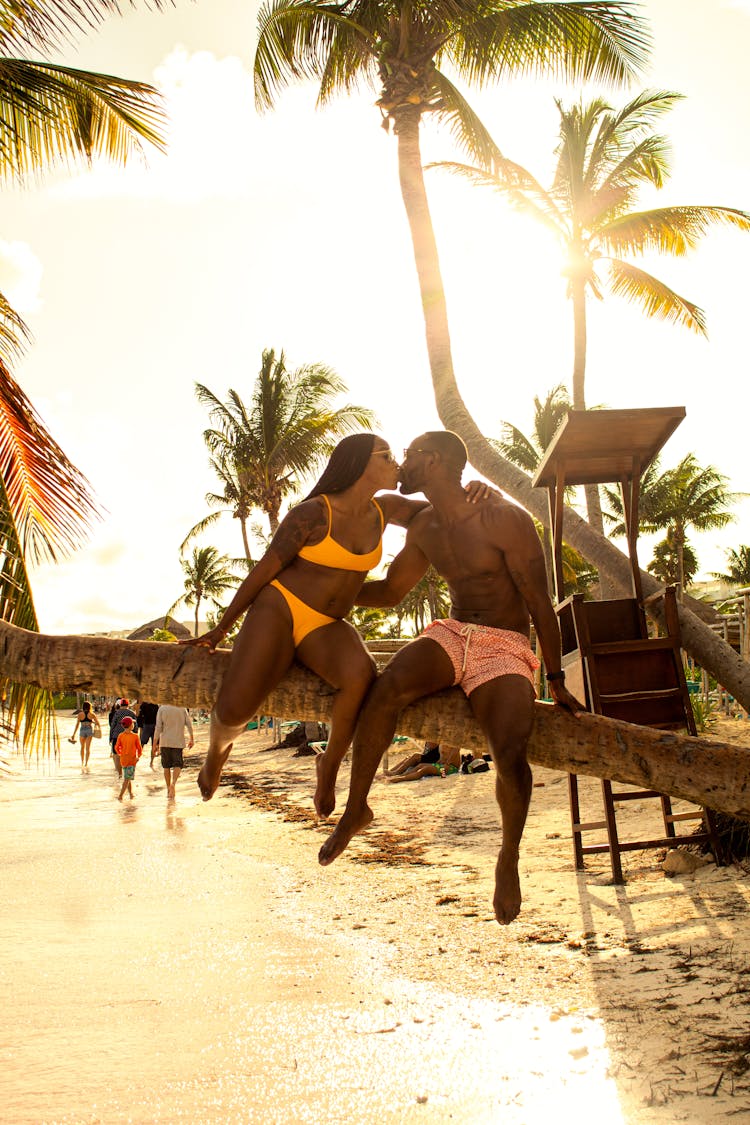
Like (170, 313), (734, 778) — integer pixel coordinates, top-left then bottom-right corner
(2, 715), (750, 1122)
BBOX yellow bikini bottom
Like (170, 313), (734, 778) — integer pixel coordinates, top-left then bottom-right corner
(270, 580), (337, 647)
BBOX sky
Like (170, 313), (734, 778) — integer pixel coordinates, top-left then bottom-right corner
(3, 0), (750, 635)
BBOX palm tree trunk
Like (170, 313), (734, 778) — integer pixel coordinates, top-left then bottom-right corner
(391, 109), (750, 710)
(240, 518), (252, 563)
(571, 274), (612, 596)
(2, 619), (748, 820)
(194, 596), (201, 639)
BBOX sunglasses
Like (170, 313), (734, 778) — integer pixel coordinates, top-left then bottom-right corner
(402, 447), (435, 459)
(372, 449), (398, 464)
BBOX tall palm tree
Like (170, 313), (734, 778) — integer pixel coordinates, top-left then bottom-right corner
(254, 1), (648, 492)
(189, 348), (376, 542)
(605, 453), (739, 594)
(711, 547), (750, 588)
(435, 90), (750, 528)
(648, 528), (698, 589)
(1, 1), (170, 751)
(167, 546), (239, 639)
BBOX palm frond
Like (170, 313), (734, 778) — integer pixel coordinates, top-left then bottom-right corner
(179, 511), (224, 555)
(0, 1), (173, 56)
(447, 2), (649, 89)
(0, 290), (32, 364)
(0, 470), (58, 755)
(255, 0), (377, 112)
(429, 68), (508, 170)
(598, 205), (750, 257)
(0, 59), (166, 179)
(0, 358), (101, 563)
(605, 258), (706, 334)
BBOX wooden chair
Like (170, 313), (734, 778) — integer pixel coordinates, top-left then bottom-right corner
(558, 588), (722, 882)
(532, 408), (723, 883)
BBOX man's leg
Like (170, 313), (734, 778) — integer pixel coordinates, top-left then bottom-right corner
(318, 638), (455, 865)
(171, 767), (181, 795)
(469, 675), (535, 925)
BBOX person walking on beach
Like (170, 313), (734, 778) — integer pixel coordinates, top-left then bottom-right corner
(154, 704), (194, 798)
(69, 701), (100, 770)
(109, 699), (137, 778)
(184, 433), (493, 817)
(136, 700), (160, 768)
(115, 717), (142, 801)
(319, 431), (582, 926)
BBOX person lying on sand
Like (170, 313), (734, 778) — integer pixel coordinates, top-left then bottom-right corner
(385, 742), (461, 782)
(319, 431), (582, 926)
(183, 433), (493, 817)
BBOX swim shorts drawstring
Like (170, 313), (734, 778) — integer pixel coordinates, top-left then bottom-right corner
(459, 623), (480, 675)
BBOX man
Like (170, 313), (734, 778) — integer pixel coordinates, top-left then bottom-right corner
(154, 704), (195, 799)
(135, 700), (160, 768)
(319, 431), (581, 925)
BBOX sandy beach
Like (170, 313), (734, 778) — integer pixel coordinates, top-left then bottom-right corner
(3, 713), (750, 1124)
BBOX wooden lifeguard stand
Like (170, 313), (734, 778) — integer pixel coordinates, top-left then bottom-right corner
(531, 407), (722, 883)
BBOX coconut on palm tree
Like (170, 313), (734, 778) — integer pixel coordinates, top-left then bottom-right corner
(185, 348), (376, 551)
(167, 546), (240, 638)
(434, 90), (750, 531)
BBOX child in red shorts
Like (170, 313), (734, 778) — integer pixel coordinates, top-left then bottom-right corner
(115, 717), (142, 801)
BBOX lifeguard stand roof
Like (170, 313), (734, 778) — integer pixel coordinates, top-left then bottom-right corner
(532, 406), (685, 489)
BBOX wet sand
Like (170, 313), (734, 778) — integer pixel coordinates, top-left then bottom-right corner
(2, 716), (750, 1123)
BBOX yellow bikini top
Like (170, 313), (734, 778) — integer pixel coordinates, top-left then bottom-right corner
(298, 494), (384, 571)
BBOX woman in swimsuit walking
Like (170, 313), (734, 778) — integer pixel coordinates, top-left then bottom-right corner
(69, 700), (99, 770)
(187, 433), (488, 816)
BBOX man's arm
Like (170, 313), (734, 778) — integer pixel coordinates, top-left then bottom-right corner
(184, 709), (194, 749)
(356, 535), (430, 607)
(497, 507), (582, 713)
(378, 483), (498, 529)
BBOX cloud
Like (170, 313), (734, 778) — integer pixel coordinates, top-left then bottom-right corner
(0, 240), (43, 313)
(53, 47), (257, 203)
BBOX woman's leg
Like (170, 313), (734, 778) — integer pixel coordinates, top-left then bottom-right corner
(198, 590), (296, 801)
(384, 753), (421, 777)
(297, 621), (376, 817)
(82, 737), (92, 767)
(386, 763), (441, 784)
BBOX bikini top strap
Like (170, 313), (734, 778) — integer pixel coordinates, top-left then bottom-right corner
(372, 498), (385, 532)
(319, 494), (333, 535)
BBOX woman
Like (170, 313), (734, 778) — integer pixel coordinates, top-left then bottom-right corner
(188, 433), (490, 816)
(69, 701), (100, 769)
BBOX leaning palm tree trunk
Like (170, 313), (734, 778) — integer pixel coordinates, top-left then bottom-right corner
(1, 619), (748, 820)
(391, 113), (749, 711)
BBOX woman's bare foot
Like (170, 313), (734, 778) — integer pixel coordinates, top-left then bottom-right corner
(197, 743), (233, 801)
(318, 805), (374, 866)
(493, 850), (522, 925)
(314, 754), (337, 818)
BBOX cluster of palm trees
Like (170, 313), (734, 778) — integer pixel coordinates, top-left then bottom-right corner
(0, 0), (172, 750)
(167, 347), (376, 634)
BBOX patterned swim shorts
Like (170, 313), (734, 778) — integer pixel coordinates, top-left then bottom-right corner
(122, 765), (136, 780)
(421, 619), (539, 696)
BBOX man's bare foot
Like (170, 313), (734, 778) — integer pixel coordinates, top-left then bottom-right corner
(197, 743), (233, 801)
(493, 851), (522, 925)
(314, 754), (337, 818)
(318, 805), (374, 866)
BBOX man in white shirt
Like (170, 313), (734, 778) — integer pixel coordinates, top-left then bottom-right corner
(154, 704), (195, 798)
